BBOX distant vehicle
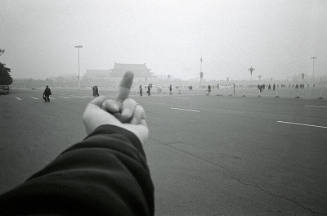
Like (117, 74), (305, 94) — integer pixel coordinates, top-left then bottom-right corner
(0, 85), (9, 94)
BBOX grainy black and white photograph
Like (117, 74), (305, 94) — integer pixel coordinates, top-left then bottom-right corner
(0, 0), (326, 215)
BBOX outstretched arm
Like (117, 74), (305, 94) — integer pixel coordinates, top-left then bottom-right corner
(0, 72), (154, 215)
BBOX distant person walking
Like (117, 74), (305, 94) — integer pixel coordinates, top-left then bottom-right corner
(147, 85), (151, 96)
(43, 85), (52, 102)
(258, 84), (263, 94)
(92, 86), (99, 97)
(139, 84), (143, 96)
(169, 84), (172, 95)
(207, 85), (211, 95)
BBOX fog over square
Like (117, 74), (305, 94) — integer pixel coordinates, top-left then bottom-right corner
(0, 0), (326, 80)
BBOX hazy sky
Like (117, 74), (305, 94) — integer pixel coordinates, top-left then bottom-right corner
(0, 0), (326, 80)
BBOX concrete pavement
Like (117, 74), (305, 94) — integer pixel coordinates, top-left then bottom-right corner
(1, 89), (327, 215)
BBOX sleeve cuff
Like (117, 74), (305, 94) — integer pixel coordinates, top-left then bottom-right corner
(85, 124), (146, 157)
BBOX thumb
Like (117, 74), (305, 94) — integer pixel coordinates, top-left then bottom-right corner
(90, 95), (107, 107)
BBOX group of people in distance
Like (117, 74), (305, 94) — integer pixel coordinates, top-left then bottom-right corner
(42, 82), (213, 103)
(41, 81), (317, 106)
(139, 84), (189, 96)
(41, 85), (100, 103)
(139, 84), (211, 96)
(258, 83), (278, 93)
(139, 84), (153, 96)
(257, 83), (309, 93)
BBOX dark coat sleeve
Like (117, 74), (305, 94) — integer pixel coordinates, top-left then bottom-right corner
(0, 125), (154, 216)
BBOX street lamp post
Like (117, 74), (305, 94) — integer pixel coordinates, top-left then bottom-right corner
(200, 56), (203, 85)
(74, 45), (83, 89)
(311, 56), (317, 86)
(249, 66), (255, 80)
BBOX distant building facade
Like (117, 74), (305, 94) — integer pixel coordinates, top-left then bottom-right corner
(82, 63), (153, 89)
(111, 63), (152, 78)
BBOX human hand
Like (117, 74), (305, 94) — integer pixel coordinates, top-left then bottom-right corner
(83, 72), (149, 144)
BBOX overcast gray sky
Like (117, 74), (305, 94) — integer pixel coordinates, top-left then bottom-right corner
(0, 0), (326, 80)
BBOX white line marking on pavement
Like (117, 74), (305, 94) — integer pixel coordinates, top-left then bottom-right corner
(15, 97), (22, 101)
(277, 121), (327, 129)
(143, 101), (167, 106)
(75, 95), (92, 98)
(31, 97), (39, 100)
(305, 105), (327, 108)
(59, 95), (91, 99)
(140, 94), (203, 97)
(170, 107), (201, 112)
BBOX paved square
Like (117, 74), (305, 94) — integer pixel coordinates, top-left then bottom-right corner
(1, 89), (327, 215)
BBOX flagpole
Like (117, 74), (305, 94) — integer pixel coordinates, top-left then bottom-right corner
(200, 56), (203, 86)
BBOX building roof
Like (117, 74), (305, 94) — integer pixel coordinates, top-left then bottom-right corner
(113, 63), (149, 70)
(111, 63), (152, 77)
(84, 63), (153, 79)
(84, 70), (111, 78)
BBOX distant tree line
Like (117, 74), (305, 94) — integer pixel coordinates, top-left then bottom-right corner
(0, 62), (13, 85)
(0, 49), (13, 85)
